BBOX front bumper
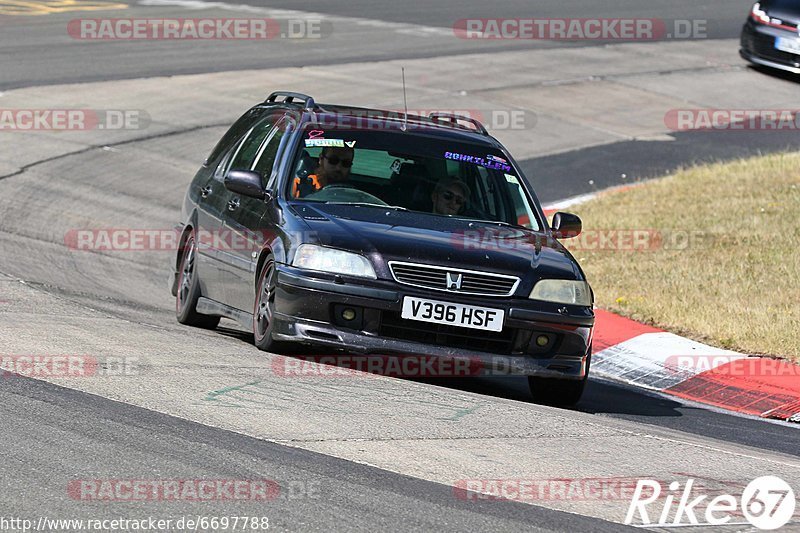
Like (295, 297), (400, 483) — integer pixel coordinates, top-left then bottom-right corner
(740, 21), (800, 74)
(271, 266), (593, 379)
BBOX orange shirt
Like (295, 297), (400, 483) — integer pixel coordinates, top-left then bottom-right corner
(293, 174), (325, 198)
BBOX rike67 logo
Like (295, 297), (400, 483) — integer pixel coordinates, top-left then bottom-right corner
(625, 476), (796, 529)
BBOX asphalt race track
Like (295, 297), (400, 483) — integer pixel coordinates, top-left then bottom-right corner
(1, 0), (800, 531)
(0, 0), (755, 90)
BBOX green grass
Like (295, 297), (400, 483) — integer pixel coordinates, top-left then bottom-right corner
(563, 152), (800, 361)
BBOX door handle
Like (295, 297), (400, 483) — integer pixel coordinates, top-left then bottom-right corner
(227, 198), (240, 211)
(200, 186), (212, 198)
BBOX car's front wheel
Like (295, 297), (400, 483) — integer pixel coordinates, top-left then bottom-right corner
(176, 232), (220, 329)
(528, 355), (590, 407)
(253, 256), (278, 351)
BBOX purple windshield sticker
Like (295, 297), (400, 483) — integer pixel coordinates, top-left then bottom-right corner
(444, 152), (512, 172)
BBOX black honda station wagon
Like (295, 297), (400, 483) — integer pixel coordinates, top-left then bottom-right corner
(171, 91), (594, 405)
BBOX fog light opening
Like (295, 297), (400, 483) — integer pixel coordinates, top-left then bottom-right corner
(342, 308), (357, 321)
(536, 335), (550, 347)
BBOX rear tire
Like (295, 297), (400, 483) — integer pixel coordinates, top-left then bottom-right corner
(253, 257), (279, 351)
(175, 232), (220, 329)
(528, 355), (590, 407)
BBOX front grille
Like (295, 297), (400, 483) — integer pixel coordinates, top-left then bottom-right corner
(389, 261), (520, 297)
(379, 311), (517, 354)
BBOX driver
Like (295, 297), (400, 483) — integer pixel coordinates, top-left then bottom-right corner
(431, 177), (470, 216)
(293, 146), (354, 197)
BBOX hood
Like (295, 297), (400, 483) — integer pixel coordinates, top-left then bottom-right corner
(763, 1), (800, 25)
(289, 202), (583, 291)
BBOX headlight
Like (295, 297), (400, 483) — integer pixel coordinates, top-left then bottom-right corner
(292, 244), (376, 279)
(529, 280), (592, 306)
(751, 3), (769, 24)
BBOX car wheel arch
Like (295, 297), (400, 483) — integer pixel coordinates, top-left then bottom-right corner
(255, 247), (276, 289)
(177, 225), (194, 267)
(176, 210), (200, 258)
(171, 220), (198, 297)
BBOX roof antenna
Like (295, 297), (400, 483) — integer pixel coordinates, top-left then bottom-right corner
(401, 67), (408, 132)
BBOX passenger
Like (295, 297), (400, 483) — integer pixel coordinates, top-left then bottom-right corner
(431, 177), (470, 215)
(293, 146), (354, 197)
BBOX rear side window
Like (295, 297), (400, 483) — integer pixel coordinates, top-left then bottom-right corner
(252, 117), (294, 185)
(204, 108), (263, 166)
(228, 115), (282, 171)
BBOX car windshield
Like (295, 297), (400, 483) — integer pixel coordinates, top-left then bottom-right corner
(287, 126), (542, 230)
(764, 0), (800, 11)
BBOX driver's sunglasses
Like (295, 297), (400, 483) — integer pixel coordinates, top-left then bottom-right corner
(441, 191), (466, 204)
(323, 155), (353, 168)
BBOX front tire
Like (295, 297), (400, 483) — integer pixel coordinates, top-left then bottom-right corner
(253, 257), (278, 351)
(528, 355), (590, 407)
(175, 232), (220, 329)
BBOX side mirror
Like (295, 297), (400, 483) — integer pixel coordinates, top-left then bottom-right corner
(224, 169), (269, 200)
(551, 211), (582, 239)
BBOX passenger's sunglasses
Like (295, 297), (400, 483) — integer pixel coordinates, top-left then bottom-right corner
(441, 191), (466, 204)
(322, 155), (353, 168)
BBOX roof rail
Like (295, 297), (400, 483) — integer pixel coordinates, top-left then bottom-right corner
(428, 112), (488, 136)
(265, 91), (316, 110)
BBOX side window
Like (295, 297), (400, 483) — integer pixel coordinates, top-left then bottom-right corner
(263, 119), (295, 190)
(204, 108), (262, 166)
(213, 114), (281, 182)
(228, 115), (280, 171)
(252, 117), (293, 185)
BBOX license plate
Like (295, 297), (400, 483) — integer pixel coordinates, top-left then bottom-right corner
(400, 296), (504, 332)
(775, 37), (800, 54)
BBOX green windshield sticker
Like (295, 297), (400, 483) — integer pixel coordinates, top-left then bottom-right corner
(305, 138), (345, 147)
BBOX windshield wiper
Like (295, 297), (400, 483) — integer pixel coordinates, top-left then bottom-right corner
(450, 216), (527, 230)
(326, 202), (408, 211)
(487, 220), (522, 229)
